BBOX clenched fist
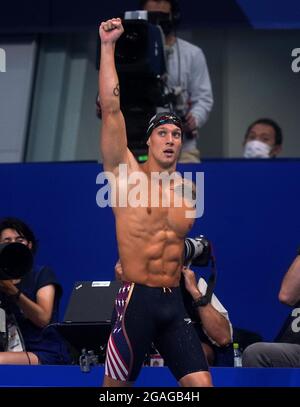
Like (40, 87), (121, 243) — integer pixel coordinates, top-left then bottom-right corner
(99, 18), (124, 43)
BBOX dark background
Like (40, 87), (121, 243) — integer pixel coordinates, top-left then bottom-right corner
(1, 0), (300, 33)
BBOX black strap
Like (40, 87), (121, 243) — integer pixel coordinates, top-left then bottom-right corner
(200, 244), (217, 304)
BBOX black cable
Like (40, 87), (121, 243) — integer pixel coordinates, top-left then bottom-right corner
(25, 351), (31, 365)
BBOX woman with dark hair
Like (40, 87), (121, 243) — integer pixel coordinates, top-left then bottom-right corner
(0, 217), (71, 365)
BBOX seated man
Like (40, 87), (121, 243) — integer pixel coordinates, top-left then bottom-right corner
(0, 217), (71, 365)
(242, 251), (300, 367)
(243, 118), (283, 159)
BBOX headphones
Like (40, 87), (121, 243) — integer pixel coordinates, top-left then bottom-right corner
(139, 0), (181, 25)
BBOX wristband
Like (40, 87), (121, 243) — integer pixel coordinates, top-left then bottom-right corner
(192, 295), (210, 308)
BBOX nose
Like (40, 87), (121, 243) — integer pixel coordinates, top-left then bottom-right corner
(166, 133), (174, 145)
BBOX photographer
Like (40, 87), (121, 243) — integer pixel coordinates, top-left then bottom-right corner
(140, 0), (213, 163)
(0, 217), (71, 365)
(181, 266), (232, 365)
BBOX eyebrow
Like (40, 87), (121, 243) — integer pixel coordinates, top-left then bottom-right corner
(249, 131), (272, 138)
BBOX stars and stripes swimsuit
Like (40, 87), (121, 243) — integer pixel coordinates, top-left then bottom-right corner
(104, 281), (208, 382)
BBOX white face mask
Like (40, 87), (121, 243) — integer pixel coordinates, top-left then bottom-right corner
(243, 140), (272, 159)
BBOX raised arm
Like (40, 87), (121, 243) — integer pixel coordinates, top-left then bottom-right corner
(279, 254), (300, 306)
(99, 18), (128, 172)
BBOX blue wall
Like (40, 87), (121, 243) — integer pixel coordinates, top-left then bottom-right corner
(1, 160), (299, 340)
(1, 365), (300, 387)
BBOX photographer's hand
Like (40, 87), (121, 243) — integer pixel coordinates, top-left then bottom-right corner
(0, 280), (56, 328)
(183, 267), (231, 346)
(0, 279), (19, 296)
(183, 112), (197, 137)
(182, 267), (202, 300)
(115, 259), (123, 280)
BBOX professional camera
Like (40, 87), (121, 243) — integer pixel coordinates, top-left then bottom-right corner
(182, 236), (216, 314)
(103, 11), (168, 155)
(184, 236), (211, 267)
(79, 349), (99, 373)
(118, 11), (166, 76)
(123, 10), (195, 139)
(0, 243), (33, 280)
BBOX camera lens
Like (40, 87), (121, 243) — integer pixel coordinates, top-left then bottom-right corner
(184, 238), (204, 266)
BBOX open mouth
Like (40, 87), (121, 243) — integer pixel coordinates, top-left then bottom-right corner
(163, 149), (174, 157)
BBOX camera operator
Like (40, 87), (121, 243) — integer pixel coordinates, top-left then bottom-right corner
(0, 217), (71, 365)
(140, 0), (213, 163)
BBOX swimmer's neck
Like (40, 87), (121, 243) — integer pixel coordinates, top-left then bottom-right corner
(141, 157), (177, 176)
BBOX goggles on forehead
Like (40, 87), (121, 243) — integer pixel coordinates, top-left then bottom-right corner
(146, 113), (183, 139)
